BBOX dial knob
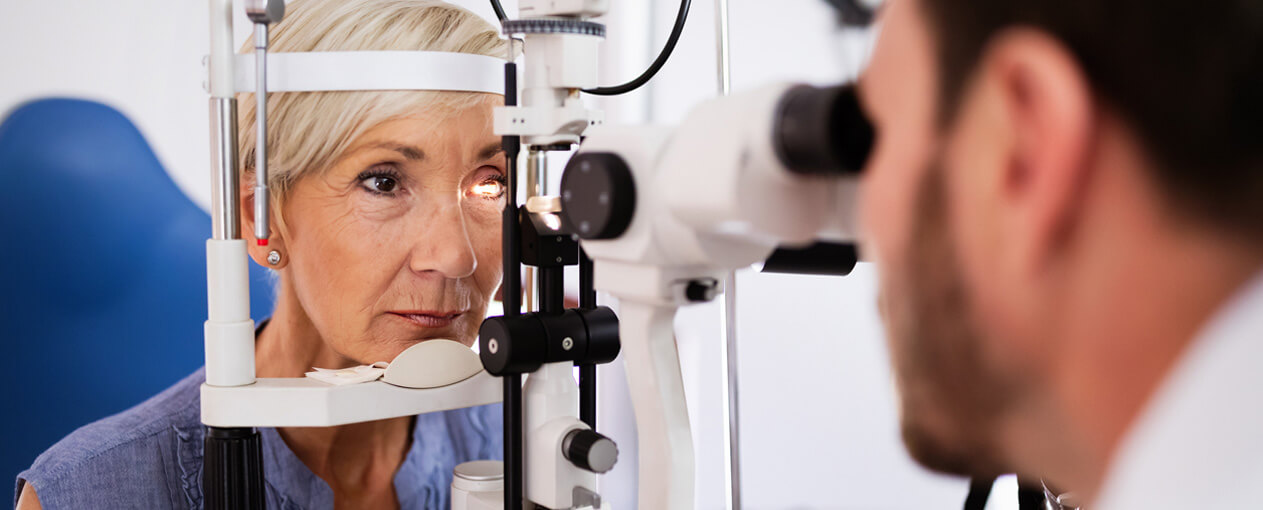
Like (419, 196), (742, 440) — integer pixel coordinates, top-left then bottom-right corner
(563, 429), (619, 474)
(560, 152), (636, 240)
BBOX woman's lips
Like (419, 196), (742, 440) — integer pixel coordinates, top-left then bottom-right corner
(388, 311), (465, 329)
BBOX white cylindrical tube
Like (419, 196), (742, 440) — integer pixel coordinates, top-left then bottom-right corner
(204, 320), (257, 387)
(205, 239), (256, 387)
(451, 461), (504, 510)
(207, 0), (236, 98)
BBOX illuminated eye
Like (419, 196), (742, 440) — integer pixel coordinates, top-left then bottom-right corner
(471, 179), (504, 198)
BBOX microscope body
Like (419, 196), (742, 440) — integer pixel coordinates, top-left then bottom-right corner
(495, 0), (608, 148)
(570, 82), (864, 290)
(558, 82), (870, 509)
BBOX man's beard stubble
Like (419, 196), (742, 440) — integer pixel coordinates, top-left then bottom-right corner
(880, 160), (1013, 478)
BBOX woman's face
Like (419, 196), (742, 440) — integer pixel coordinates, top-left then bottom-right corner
(279, 100), (505, 363)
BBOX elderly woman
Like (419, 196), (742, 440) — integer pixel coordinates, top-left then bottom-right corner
(16, 1), (508, 508)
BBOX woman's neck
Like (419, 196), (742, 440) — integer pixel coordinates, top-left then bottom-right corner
(255, 280), (356, 377)
(254, 276), (414, 505)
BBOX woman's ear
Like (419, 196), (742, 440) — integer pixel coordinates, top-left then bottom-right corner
(241, 183), (289, 269)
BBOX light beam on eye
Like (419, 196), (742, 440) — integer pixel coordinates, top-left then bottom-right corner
(471, 181), (502, 197)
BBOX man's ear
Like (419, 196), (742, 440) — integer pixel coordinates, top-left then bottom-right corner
(241, 183), (289, 269)
(985, 28), (1096, 273)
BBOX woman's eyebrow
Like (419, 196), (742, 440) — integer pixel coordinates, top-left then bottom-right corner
(476, 141), (504, 161)
(370, 142), (426, 161)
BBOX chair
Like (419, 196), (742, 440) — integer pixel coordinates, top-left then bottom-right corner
(0, 98), (275, 487)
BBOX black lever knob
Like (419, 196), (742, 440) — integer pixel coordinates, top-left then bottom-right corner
(562, 428), (619, 474)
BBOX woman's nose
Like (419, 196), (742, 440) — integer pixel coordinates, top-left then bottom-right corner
(408, 202), (478, 279)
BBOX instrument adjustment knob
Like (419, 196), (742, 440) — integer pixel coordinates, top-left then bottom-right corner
(562, 428), (619, 474)
(560, 152), (636, 240)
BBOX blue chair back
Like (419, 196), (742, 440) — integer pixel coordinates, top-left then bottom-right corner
(0, 98), (275, 487)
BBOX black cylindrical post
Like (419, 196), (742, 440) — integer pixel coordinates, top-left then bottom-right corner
(578, 249), (597, 428)
(501, 60), (523, 510)
(538, 266), (565, 315)
(203, 427), (264, 510)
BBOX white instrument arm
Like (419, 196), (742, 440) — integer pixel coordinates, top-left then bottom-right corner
(561, 82), (872, 509)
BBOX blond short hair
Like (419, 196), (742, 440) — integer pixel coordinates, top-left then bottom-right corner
(237, 0), (508, 227)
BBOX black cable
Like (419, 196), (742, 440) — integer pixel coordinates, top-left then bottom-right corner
(489, 0), (508, 23)
(584, 0), (692, 96)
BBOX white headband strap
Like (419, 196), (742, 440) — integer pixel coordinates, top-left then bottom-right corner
(228, 51), (505, 94)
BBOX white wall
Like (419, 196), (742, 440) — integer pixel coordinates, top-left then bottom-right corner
(0, 0), (1021, 508)
(630, 1), (982, 508)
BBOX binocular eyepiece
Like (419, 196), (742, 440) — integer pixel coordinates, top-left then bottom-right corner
(774, 84), (874, 177)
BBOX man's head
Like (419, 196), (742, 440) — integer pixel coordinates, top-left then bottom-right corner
(857, 0), (1263, 487)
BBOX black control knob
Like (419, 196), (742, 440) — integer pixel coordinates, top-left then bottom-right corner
(479, 315), (548, 375)
(563, 428), (619, 474)
(560, 152), (636, 240)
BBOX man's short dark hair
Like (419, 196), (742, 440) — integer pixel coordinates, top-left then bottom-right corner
(918, 0), (1263, 239)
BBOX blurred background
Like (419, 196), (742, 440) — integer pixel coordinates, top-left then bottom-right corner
(0, 0), (1022, 508)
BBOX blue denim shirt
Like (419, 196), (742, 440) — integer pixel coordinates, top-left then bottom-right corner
(15, 368), (502, 509)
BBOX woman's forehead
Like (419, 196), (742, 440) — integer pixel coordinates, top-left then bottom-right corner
(347, 109), (500, 161)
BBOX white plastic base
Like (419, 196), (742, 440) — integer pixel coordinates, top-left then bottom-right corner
(204, 319), (257, 387)
(524, 363), (599, 509)
(201, 370), (502, 427)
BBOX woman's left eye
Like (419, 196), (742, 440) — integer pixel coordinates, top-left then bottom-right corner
(469, 172), (507, 199)
(356, 166), (404, 196)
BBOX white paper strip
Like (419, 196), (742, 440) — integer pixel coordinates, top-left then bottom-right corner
(305, 361), (390, 386)
(231, 51), (505, 94)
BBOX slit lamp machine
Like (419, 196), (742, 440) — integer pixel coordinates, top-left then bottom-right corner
(199, 0), (873, 508)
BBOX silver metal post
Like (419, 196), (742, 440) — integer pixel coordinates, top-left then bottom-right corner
(246, 0), (283, 243)
(524, 148), (546, 312)
(715, 0), (733, 96)
(721, 270), (742, 510)
(715, 0), (741, 507)
(526, 149), (547, 198)
(253, 23), (271, 243)
(210, 98), (241, 241)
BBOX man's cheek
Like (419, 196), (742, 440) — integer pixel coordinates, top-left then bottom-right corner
(862, 177), (915, 271)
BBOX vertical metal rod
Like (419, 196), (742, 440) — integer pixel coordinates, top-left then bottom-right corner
(524, 267), (536, 312)
(715, 0), (732, 96)
(206, 4), (263, 509)
(210, 98), (241, 241)
(538, 266), (565, 315)
(253, 24), (271, 244)
(526, 150), (543, 201)
(502, 40), (525, 510)
(526, 149), (548, 197)
(721, 271), (743, 510)
(538, 150), (549, 194)
(524, 149), (544, 313)
(579, 250), (597, 428)
(715, 0), (741, 507)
